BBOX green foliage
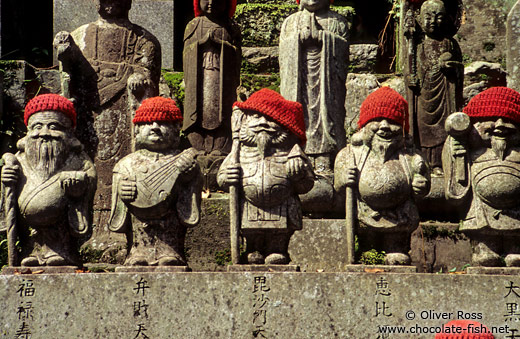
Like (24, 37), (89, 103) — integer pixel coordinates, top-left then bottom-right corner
(462, 54), (473, 67)
(360, 249), (386, 265)
(161, 70), (185, 108)
(241, 73), (281, 94)
(79, 246), (105, 264)
(421, 224), (463, 241)
(215, 248), (232, 266)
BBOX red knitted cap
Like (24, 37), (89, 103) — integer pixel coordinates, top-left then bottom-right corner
(435, 320), (494, 339)
(463, 87), (520, 123)
(133, 97), (183, 124)
(296, 0), (333, 3)
(194, 0), (237, 18)
(357, 87), (409, 132)
(233, 89), (306, 143)
(24, 94), (76, 127)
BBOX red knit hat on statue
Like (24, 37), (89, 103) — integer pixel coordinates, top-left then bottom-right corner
(133, 97), (183, 124)
(357, 86), (409, 132)
(194, 0), (237, 18)
(233, 88), (306, 143)
(463, 87), (520, 123)
(24, 93), (77, 127)
(435, 320), (494, 339)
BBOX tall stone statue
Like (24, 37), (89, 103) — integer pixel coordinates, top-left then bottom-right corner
(110, 97), (202, 267)
(0, 94), (96, 267)
(218, 89), (314, 265)
(279, 0), (349, 174)
(443, 87), (520, 267)
(53, 0), (161, 229)
(183, 0), (241, 156)
(404, 0), (463, 174)
(335, 87), (430, 265)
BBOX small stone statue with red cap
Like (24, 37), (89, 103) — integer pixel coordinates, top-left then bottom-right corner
(109, 97), (202, 268)
(443, 87), (520, 267)
(335, 87), (430, 266)
(0, 94), (97, 268)
(218, 89), (314, 265)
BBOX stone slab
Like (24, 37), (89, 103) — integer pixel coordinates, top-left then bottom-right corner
(467, 267), (520, 276)
(115, 266), (189, 273)
(53, 0), (174, 69)
(0, 272), (518, 338)
(1, 266), (78, 275)
(343, 265), (417, 274)
(227, 265), (300, 272)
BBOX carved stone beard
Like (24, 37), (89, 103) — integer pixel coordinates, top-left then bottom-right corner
(367, 133), (400, 163)
(491, 136), (508, 160)
(26, 137), (68, 178)
(239, 128), (289, 159)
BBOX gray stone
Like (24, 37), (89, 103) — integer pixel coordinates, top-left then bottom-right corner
(349, 44), (378, 73)
(344, 73), (379, 140)
(227, 265), (300, 272)
(242, 47), (279, 74)
(115, 266), (189, 273)
(0, 272), (518, 338)
(53, 0), (174, 69)
(218, 94), (314, 265)
(342, 265), (417, 273)
(0, 101), (97, 267)
(464, 61), (507, 105)
(463, 82), (488, 106)
(508, 1), (520, 90)
(1, 266), (78, 275)
(466, 266), (520, 275)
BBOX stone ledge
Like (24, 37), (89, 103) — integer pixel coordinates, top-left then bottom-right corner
(0, 272), (517, 338)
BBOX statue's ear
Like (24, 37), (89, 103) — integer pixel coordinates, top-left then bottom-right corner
(17, 137), (26, 152)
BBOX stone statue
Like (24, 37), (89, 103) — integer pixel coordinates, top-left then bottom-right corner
(335, 87), (430, 265)
(442, 87), (520, 267)
(279, 0), (349, 174)
(218, 89), (314, 265)
(109, 97), (202, 266)
(0, 94), (96, 267)
(183, 0), (241, 155)
(53, 0), (161, 229)
(404, 0), (463, 175)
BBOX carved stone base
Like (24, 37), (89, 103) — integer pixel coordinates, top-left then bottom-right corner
(115, 266), (190, 273)
(1, 266), (79, 275)
(466, 266), (520, 275)
(227, 264), (300, 272)
(342, 265), (417, 273)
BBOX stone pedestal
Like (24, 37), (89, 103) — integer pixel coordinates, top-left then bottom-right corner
(227, 265), (300, 272)
(466, 267), (520, 276)
(115, 266), (190, 273)
(1, 266), (78, 275)
(342, 265), (417, 273)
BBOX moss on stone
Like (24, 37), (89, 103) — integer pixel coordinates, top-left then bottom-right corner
(161, 70), (185, 108)
(241, 73), (281, 93)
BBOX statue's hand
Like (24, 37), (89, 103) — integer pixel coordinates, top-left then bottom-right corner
(345, 167), (358, 187)
(62, 171), (87, 198)
(119, 177), (137, 202)
(451, 138), (466, 157)
(1, 163), (19, 186)
(412, 174), (428, 196)
(127, 73), (151, 92)
(220, 165), (241, 186)
(286, 156), (305, 180)
(177, 152), (197, 176)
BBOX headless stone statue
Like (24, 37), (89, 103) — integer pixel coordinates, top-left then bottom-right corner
(443, 87), (520, 267)
(335, 87), (430, 265)
(109, 97), (202, 267)
(218, 89), (314, 265)
(53, 0), (161, 230)
(183, 0), (241, 156)
(280, 0), (349, 174)
(0, 94), (96, 268)
(404, 0), (463, 174)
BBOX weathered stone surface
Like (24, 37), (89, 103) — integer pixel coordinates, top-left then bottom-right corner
(466, 266), (520, 275)
(53, 0), (174, 68)
(344, 73), (379, 139)
(1, 266), (78, 274)
(508, 1), (520, 91)
(349, 44), (378, 73)
(0, 272), (517, 338)
(463, 62), (507, 106)
(227, 264), (300, 272)
(242, 47), (279, 74)
(343, 265), (417, 273)
(115, 266), (189, 273)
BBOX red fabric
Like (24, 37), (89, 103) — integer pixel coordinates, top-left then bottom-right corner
(133, 97), (183, 124)
(357, 86), (409, 132)
(296, 0), (334, 4)
(24, 94), (76, 127)
(463, 87), (520, 123)
(435, 320), (494, 339)
(234, 88), (306, 143)
(194, 0), (237, 18)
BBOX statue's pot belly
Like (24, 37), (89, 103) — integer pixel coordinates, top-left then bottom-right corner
(242, 160), (291, 207)
(473, 162), (520, 210)
(18, 182), (67, 226)
(358, 159), (410, 209)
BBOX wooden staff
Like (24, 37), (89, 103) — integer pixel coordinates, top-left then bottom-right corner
(229, 108), (243, 264)
(2, 153), (18, 267)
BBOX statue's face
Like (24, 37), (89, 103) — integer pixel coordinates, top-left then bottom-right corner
(472, 117), (520, 159)
(420, 0), (446, 37)
(135, 121), (180, 152)
(300, 0), (329, 12)
(364, 118), (404, 158)
(200, 0), (227, 17)
(239, 112), (289, 157)
(26, 111), (73, 176)
(96, 0), (131, 19)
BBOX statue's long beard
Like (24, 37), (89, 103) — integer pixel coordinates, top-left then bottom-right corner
(371, 137), (397, 163)
(491, 136), (508, 160)
(26, 137), (67, 178)
(240, 128), (289, 158)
